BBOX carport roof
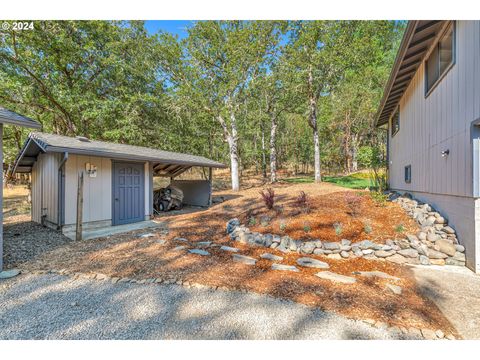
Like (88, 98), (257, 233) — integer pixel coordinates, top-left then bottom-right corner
(13, 132), (226, 175)
(0, 107), (41, 128)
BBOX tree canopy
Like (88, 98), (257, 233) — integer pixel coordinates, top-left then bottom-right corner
(0, 20), (404, 188)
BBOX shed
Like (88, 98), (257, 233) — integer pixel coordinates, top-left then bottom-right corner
(0, 107), (41, 276)
(13, 132), (225, 239)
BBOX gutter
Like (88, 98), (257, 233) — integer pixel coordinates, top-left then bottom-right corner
(57, 152), (68, 229)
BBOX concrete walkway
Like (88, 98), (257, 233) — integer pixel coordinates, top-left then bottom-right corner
(0, 273), (419, 340)
(63, 220), (164, 240)
(411, 265), (480, 339)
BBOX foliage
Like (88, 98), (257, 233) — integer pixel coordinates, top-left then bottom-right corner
(248, 217), (257, 226)
(363, 222), (373, 234)
(293, 191), (311, 213)
(395, 224), (405, 233)
(370, 191), (389, 206)
(279, 221), (287, 232)
(344, 192), (362, 217)
(303, 221), (311, 233)
(333, 222), (343, 235)
(259, 187), (275, 210)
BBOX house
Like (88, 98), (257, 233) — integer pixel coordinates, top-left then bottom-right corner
(0, 107), (41, 276)
(375, 20), (480, 272)
(13, 132), (225, 239)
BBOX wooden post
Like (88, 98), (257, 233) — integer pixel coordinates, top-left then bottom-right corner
(75, 171), (84, 241)
(208, 167), (213, 206)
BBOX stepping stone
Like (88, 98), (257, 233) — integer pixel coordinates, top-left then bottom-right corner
(232, 254), (257, 265)
(156, 239), (167, 246)
(172, 246), (186, 251)
(385, 283), (402, 295)
(296, 257), (330, 269)
(315, 271), (356, 284)
(220, 245), (239, 252)
(139, 233), (155, 238)
(261, 253), (283, 261)
(188, 249), (210, 256)
(271, 264), (300, 272)
(174, 237), (189, 242)
(0, 269), (21, 279)
(354, 271), (400, 281)
(197, 241), (212, 248)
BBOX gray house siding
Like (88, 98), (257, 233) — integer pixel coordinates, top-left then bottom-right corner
(388, 21), (480, 272)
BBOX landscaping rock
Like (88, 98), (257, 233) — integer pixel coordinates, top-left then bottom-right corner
(296, 257), (330, 269)
(323, 242), (340, 251)
(362, 249), (374, 255)
(260, 253), (283, 261)
(300, 242), (316, 254)
(435, 330), (445, 339)
(232, 254), (257, 265)
(174, 237), (189, 242)
(455, 244), (465, 253)
(397, 248), (419, 258)
(427, 249), (448, 259)
(419, 255), (430, 265)
(453, 251), (466, 262)
(358, 240), (375, 250)
(386, 254), (407, 264)
(340, 251), (350, 258)
(188, 249), (210, 256)
(327, 253), (342, 260)
(341, 239), (351, 246)
(313, 248), (325, 255)
(196, 241), (212, 248)
(271, 264), (300, 272)
(374, 250), (395, 258)
(421, 328), (437, 340)
(226, 218), (241, 234)
(315, 271), (356, 284)
(443, 226), (455, 234)
(139, 233), (155, 238)
(386, 284), (402, 295)
(436, 239), (456, 256)
(220, 246), (239, 252)
(430, 258), (446, 265)
(445, 258), (465, 266)
(172, 246), (186, 252)
(427, 233), (441, 242)
(0, 269), (20, 279)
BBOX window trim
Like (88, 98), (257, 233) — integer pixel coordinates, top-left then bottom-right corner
(391, 108), (400, 137)
(424, 21), (456, 98)
(404, 165), (412, 184)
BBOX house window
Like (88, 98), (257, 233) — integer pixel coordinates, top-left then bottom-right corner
(391, 110), (400, 137)
(425, 22), (455, 95)
(405, 165), (411, 184)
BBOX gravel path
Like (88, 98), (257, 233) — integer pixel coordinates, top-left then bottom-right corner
(0, 273), (420, 340)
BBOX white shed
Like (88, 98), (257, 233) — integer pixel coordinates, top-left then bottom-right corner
(13, 132), (225, 239)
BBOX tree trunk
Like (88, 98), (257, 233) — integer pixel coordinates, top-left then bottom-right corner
(261, 125), (267, 179)
(269, 115), (278, 183)
(217, 112), (240, 192)
(307, 66), (321, 183)
(313, 128), (321, 182)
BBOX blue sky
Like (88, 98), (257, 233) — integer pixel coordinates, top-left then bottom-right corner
(145, 20), (193, 38)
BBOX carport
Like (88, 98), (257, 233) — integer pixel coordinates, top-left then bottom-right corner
(0, 107), (41, 277)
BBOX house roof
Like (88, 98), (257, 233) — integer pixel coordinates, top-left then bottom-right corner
(13, 132), (226, 176)
(0, 106), (41, 129)
(375, 20), (448, 127)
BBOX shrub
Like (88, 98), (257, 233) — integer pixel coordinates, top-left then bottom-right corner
(279, 221), (287, 232)
(333, 222), (343, 235)
(260, 215), (271, 227)
(293, 191), (311, 214)
(259, 187), (275, 210)
(248, 217), (257, 226)
(395, 223), (405, 233)
(303, 221), (311, 233)
(363, 222), (372, 234)
(345, 192), (362, 217)
(370, 191), (388, 206)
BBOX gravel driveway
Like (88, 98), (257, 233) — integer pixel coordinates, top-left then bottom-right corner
(0, 273), (419, 340)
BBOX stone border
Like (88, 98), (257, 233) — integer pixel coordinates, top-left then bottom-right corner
(225, 192), (466, 267)
(15, 268), (456, 340)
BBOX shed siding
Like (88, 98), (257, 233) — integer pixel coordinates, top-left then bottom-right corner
(64, 154), (112, 225)
(389, 21), (480, 197)
(30, 152), (60, 226)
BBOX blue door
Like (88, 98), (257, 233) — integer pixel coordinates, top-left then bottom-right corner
(113, 162), (145, 225)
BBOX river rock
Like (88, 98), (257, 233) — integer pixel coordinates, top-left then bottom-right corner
(436, 239), (456, 256)
(386, 254), (407, 264)
(323, 242), (340, 251)
(397, 248), (419, 258)
(296, 257), (330, 269)
(443, 226), (455, 234)
(374, 250), (395, 258)
(455, 244), (465, 253)
(427, 249), (448, 259)
(300, 242), (316, 254)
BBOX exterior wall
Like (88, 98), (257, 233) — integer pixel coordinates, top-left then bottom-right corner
(63, 155), (151, 226)
(389, 21), (480, 197)
(30, 152), (61, 227)
(388, 21), (480, 272)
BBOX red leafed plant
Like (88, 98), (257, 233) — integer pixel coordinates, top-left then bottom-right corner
(293, 191), (311, 214)
(259, 187), (275, 210)
(345, 192), (362, 217)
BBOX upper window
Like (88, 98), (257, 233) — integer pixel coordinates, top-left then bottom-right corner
(405, 165), (412, 184)
(425, 23), (455, 95)
(391, 109), (400, 137)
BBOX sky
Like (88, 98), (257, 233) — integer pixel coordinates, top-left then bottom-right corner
(144, 20), (193, 38)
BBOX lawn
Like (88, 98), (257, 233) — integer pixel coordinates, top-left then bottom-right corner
(283, 173), (371, 189)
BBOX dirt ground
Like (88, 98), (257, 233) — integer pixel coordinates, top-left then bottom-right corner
(2, 182), (458, 336)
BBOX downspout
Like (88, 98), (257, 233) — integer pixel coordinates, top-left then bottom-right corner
(57, 152), (68, 230)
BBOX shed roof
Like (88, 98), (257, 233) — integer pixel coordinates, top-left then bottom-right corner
(0, 107), (41, 128)
(13, 132), (226, 176)
(375, 20), (448, 127)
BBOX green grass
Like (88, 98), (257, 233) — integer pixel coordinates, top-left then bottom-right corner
(283, 173), (371, 189)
